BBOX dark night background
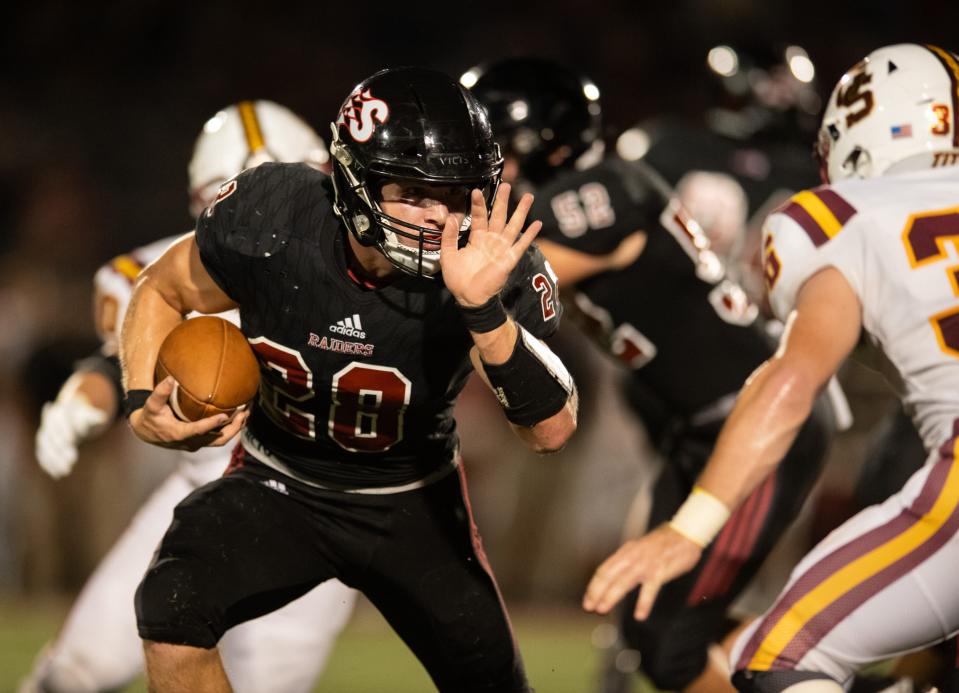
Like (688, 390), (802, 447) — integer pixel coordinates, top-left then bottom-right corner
(4, 0), (957, 272)
(0, 7), (954, 689)
(0, 0), (955, 595)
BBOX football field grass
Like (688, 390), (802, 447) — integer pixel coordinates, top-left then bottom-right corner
(0, 595), (661, 692)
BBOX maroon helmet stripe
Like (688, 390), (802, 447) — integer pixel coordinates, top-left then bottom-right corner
(812, 188), (857, 226)
(780, 201), (830, 247)
(925, 45), (959, 148)
(736, 421), (956, 671)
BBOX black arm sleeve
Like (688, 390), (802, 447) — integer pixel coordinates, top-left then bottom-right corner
(73, 352), (124, 421)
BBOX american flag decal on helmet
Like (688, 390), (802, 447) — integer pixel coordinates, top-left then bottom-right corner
(891, 123), (913, 139)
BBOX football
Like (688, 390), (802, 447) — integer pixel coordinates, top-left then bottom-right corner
(154, 316), (260, 422)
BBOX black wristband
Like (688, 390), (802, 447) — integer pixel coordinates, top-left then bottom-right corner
(458, 295), (508, 333)
(483, 327), (574, 427)
(122, 389), (152, 419)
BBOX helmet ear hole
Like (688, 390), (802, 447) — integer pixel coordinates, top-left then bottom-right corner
(843, 147), (871, 179)
(352, 214), (378, 246)
(330, 140), (353, 166)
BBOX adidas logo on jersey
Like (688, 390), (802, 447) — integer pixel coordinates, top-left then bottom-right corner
(329, 314), (366, 339)
(261, 479), (289, 495)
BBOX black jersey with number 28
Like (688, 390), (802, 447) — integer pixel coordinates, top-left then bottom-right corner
(195, 162), (560, 489)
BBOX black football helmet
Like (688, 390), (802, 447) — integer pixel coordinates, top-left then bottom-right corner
(703, 42), (822, 143)
(329, 66), (503, 277)
(462, 57), (603, 188)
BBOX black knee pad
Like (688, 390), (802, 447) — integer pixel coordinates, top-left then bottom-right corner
(733, 668), (838, 692)
(135, 551), (223, 649)
(133, 484), (239, 649)
(134, 472), (319, 650)
(620, 611), (710, 690)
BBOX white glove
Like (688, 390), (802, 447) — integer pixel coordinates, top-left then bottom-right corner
(35, 396), (110, 479)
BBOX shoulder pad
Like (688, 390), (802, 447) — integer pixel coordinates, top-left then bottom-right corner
(774, 185), (858, 248)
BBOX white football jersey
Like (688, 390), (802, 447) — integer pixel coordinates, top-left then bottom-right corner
(764, 166), (959, 451)
(94, 233), (239, 346)
(94, 233), (240, 475)
(95, 234), (179, 349)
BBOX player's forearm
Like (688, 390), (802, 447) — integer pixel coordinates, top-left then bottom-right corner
(698, 358), (816, 513)
(468, 317), (519, 365)
(537, 240), (611, 286)
(60, 370), (119, 422)
(509, 390), (578, 454)
(537, 237), (645, 287)
(469, 320), (577, 454)
(665, 358), (817, 548)
(120, 276), (184, 391)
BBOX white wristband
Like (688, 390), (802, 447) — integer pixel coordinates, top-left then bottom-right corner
(668, 486), (731, 548)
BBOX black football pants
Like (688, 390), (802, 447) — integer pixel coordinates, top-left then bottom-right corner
(136, 449), (529, 692)
(618, 409), (830, 691)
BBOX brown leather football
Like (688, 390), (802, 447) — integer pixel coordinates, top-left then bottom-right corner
(154, 316), (260, 422)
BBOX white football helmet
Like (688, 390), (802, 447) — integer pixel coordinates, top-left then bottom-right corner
(817, 43), (959, 183)
(188, 100), (330, 218)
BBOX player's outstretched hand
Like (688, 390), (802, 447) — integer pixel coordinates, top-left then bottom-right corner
(35, 396), (110, 478)
(129, 376), (249, 451)
(440, 184), (542, 307)
(582, 524), (702, 620)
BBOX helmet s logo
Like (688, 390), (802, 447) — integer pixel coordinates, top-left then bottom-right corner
(337, 89), (389, 143)
(204, 178), (237, 218)
(836, 69), (874, 128)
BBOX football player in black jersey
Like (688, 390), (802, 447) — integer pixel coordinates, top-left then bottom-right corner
(118, 67), (577, 692)
(620, 42), (823, 307)
(21, 101), (357, 693)
(468, 58), (832, 693)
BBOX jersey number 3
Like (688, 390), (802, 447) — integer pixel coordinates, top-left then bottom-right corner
(250, 338), (411, 452)
(902, 206), (959, 358)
